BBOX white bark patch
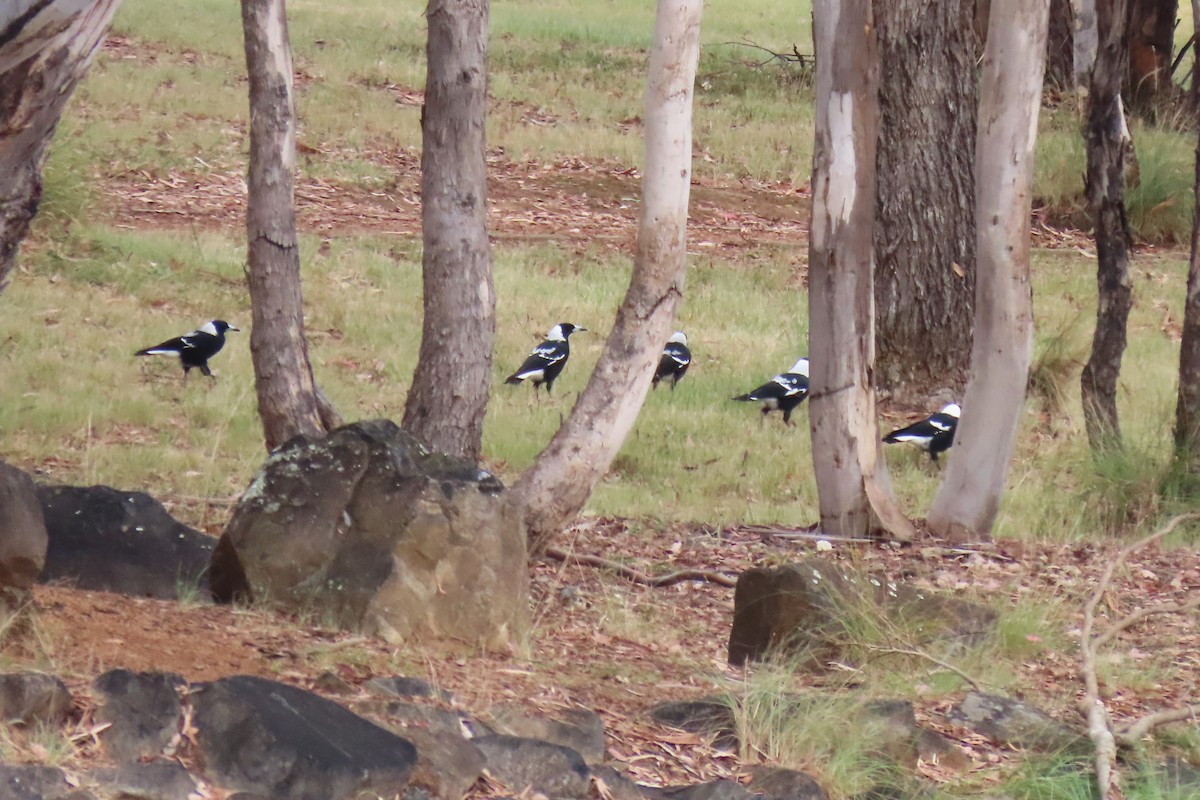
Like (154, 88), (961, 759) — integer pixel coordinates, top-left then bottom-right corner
(826, 92), (857, 229)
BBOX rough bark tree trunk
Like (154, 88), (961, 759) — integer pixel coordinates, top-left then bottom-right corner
(1128, 0), (1177, 115)
(809, 0), (915, 541)
(873, 0), (977, 404)
(241, 0), (330, 451)
(1048, 0), (1077, 89)
(1080, 0), (1135, 451)
(0, 0), (121, 294)
(512, 0), (702, 557)
(927, 0), (1048, 543)
(401, 0), (494, 461)
(1174, 1), (1200, 457)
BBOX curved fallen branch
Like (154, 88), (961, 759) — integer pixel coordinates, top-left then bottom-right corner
(543, 545), (738, 587)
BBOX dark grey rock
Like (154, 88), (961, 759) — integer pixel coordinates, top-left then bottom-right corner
(401, 726), (485, 800)
(0, 462), (47, 594)
(948, 691), (1086, 753)
(361, 699), (472, 739)
(590, 765), (645, 800)
(649, 698), (738, 750)
(744, 765), (828, 800)
(1154, 756), (1200, 795)
(94, 670), (185, 762)
(365, 675), (453, 703)
(37, 485), (213, 600)
(212, 420), (527, 649)
(192, 674), (416, 800)
(0, 765), (72, 800)
(643, 779), (755, 800)
(0, 672), (72, 726)
(473, 734), (590, 799)
(92, 762), (198, 800)
(487, 704), (606, 763)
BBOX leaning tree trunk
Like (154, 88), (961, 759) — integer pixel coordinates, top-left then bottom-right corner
(1174, 0), (1200, 459)
(512, 0), (702, 557)
(927, 0), (1048, 542)
(1080, 0), (1134, 451)
(242, 0), (331, 451)
(0, 0), (121, 294)
(809, 0), (915, 541)
(873, 0), (977, 404)
(401, 0), (494, 461)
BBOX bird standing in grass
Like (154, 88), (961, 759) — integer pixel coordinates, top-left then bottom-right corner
(504, 322), (586, 394)
(732, 357), (810, 425)
(652, 331), (691, 391)
(882, 402), (961, 463)
(135, 320), (239, 382)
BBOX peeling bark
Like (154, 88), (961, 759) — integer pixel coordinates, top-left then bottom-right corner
(809, 0), (914, 541)
(242, 0), (327, 450)
(513, 0), (702, 556)
(401, 0), (494, 461)
(1174, 2), (1200, 459)
(0, 0), (120, 294)
(927, 0), (1048, 543)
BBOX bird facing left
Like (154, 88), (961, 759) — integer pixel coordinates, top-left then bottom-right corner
(135, 320), (239, 381)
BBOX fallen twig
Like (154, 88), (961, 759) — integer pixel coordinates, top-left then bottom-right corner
(543, 545), (738, 587)
(863, 645), (983, 691)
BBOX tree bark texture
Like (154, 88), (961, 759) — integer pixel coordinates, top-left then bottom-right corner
(1048, 0), (1076, 88)
(809, 0), (915, 541)
(512, 0), (702, 557)
(1174, 1), (1200, 457)
(401, 0), (494, 461)
(1128, 0), (1177, 115)
(0, 0), (120, 295)
(242, 0), (326, 451)
(1076, 0), (1100, 83)
(927, 0), (1047, 542)
(1080, 0), (1134, 451)
(873, 0), (977, 403)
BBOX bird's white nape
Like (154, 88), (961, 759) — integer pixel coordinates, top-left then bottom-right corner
(546, 324), (566, 341)
(789, 357), (809, 377)
(941, 403), (962, 417)
(199, 321), (220, 336)
(668, 331), (688, 345)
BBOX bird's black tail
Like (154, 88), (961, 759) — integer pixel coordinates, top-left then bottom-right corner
(504, 375), (523, 385)
(732, 393), (754, 402)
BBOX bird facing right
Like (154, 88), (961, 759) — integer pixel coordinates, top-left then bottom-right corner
(504, 322), (586, 394)
(134, 320), (239, 382)
(882, 402), (961, 463)
(732, 357), (810, 425)
(652, 331), (691, 391)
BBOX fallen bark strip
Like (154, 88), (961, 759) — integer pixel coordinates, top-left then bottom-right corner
(543, 545), (738, 587)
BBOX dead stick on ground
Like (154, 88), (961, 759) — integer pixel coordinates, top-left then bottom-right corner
(863, 646), (983, 691)
(543, 545), (738, 587)
(1079, 512), (1200, 800)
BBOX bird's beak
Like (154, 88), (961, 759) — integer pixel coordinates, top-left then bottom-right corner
(577, 327), (588, 333)
(229, 325), (241, 331)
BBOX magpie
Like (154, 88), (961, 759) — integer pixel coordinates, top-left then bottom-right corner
(652, 331), (691, 391)
(882, 402), (961, 463)
(732, 357), (810, 425)
(504, 322), (586, 394)
(135, 320), (239, 380)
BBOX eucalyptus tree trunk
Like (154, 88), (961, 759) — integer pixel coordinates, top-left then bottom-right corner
(927, 0), (1048, 543)
(1075, 0), (1100, 83)
(1127, 0), (1176, 115)
(1080, 0), (1134, 451)
(512, 0), (702, 556)
(1174, 0), (1200, 459)
(402, 0), (494, 461)
(0, 0), (121, 294)
(873, 0), (977, 403)
(1047, 0), (1076, 89)
(242, 0), (331, 450)
(808, 0), (914, 541)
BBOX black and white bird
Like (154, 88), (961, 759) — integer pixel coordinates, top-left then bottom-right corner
(882, 402), (961, 463)
(504, 322), (586, 394)
(732, 357), (810, 425)
(135, 320), (239, 381)
(652, 331), (691, 391)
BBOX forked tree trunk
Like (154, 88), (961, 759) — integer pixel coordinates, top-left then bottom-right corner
(1174, 1), (1200, 458)
(512, 0), (702, 556)
(927, 0), (1048, 542)
(401, 0), (494, 461)
(809, 0), (915, 541)
(1080, 0), (1134, 451)
(242, 0), (330, 450)
(0, 0), (121, 294)
(873, 0), (977, 403)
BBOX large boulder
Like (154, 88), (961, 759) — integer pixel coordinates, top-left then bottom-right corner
(0, 462), (47, 598)
(211, 420), (527, 649)
(36, 485), (214, 600)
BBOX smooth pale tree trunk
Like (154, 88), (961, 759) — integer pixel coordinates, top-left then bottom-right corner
(808, 0), (914, 541)
(242, 0), (331, 451)
(1174, 0), (1200, 458)
(0, 0), (121, 294)
(873, 0), (977, 403)
(402, 0), (494, 461)
(1075, 0), (1100, 83)
(927, 0), (1048, 543)
(1080, 0), (1134, 451)
(512, 0), (702, 557)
